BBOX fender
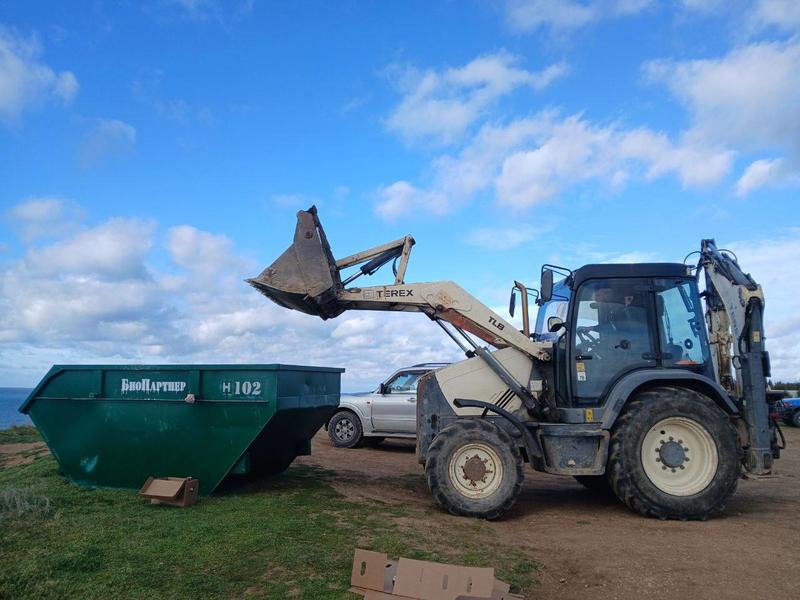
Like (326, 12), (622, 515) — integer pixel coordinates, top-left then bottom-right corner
(329, 398), (372, 431)
(601, 369), (738, 429)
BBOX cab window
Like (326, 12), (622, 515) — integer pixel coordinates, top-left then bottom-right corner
(571, 278), (656, 403)
(384, 372), (422, 393)
(534, 299), (569, 341)
(655, 279), (708, 367)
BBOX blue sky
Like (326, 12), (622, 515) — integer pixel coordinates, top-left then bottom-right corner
(0, 0), (798, 389)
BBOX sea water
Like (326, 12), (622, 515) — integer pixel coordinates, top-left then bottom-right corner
(0, 388), (32, 429)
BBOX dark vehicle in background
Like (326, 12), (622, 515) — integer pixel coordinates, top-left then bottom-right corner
(777, 394), (800, 427)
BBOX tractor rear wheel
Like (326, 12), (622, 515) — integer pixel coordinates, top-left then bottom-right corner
(425, 419), (523, 520)
(608, 386), (740, 520)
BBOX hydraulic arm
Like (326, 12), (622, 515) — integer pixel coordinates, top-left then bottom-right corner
(699, 239), (773, 474)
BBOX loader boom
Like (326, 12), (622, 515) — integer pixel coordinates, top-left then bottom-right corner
(247, 207), (551, 362)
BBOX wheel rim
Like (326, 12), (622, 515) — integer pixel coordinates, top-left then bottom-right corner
(334, 417), (355, 442)
(448, 442), (504, 499)
(641, 417), (718, 496)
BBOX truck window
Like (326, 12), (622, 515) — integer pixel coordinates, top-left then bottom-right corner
(385, 372), (422, 393)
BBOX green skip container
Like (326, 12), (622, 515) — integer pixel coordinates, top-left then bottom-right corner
(19, 364), (344, 495)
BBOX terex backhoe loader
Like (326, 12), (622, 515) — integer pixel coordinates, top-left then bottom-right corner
(248, 207), (783, 520)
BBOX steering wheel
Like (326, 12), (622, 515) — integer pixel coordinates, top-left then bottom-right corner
(577, 326), (599, 347)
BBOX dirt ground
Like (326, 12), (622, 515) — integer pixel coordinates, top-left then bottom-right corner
(297, 427), (800, 600)
(0, 442), (47, 467)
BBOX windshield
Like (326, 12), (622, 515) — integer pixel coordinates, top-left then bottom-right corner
(534, 279), (570, 341)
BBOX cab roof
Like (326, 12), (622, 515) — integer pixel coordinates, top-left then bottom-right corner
(572, 263), (691, 289)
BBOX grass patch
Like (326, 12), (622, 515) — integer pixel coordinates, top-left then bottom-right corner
(0, 486), (51, 522)
(0, 451), (539, 599)
(0, 425), (41, 444)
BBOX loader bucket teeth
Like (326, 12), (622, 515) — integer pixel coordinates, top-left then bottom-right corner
(246, 207), (344, 319)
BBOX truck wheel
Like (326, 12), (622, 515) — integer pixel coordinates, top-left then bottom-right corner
(608, 386), (740, 520)
(328, 410), (363, 448)
(574, 475), (611, 493)
(425, 419), (523, 520)
(792, 410), (800, 428)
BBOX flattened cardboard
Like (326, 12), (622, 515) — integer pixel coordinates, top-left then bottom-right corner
(139, 476), (198, 507)
(350, 549), (517, 600)
(351, 549), (390, 592)
(393, 558), (494, 600)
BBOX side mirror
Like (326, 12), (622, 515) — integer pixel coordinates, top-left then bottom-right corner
(540, 269), (553, 303)
(379, 383), (389, 394)
(509, 288), (517, 317)
(547, 316), (564, 332)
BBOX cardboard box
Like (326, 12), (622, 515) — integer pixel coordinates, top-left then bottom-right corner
(349, 548), (524, 600)
(138, 476), (199, 507)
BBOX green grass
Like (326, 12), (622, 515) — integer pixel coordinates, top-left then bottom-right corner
(0, 425), (41, 444)
(0, 443), (539, 599)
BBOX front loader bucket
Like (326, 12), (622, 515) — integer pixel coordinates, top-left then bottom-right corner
(247, 207), (345, 319)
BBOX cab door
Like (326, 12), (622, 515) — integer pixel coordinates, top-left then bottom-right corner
(570, 278), (657, 406)
(371, 371), (421, 433)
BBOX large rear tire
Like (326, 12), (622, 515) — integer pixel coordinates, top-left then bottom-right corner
(608, 386), (740, 520)
(425, 419), (523, 520)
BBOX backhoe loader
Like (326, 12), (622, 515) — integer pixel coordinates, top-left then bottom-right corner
(248, 207), (783, 520)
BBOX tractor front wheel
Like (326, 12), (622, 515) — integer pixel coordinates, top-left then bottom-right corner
(425, 419), (523, 520)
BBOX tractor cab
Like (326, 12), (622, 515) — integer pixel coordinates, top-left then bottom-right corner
(538, 263), (715, 411)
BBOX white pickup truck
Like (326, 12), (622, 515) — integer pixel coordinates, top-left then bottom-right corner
(326, 363), (449, 447)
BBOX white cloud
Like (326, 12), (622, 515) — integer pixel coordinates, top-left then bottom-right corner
(23, 219), (154, 280)
(645, 41), (800, 154)
(747, 0), (800, 34)
(7, 197), (85, 241)
(166, 225), (244, 277)
(503, 0), (654, 32)
(78, 119), (137, 167)
(0, 27), (78, 123)
(725, 233), (800, 381)
(377, 110), (734, 216)
(375, 181), (449, 220)
(385, 52), (568, 144)
(0, 218), (164, 346)
(735, 158), (788, 196)
(0, 206), (463, 390)
(377, 40), (800, 218)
